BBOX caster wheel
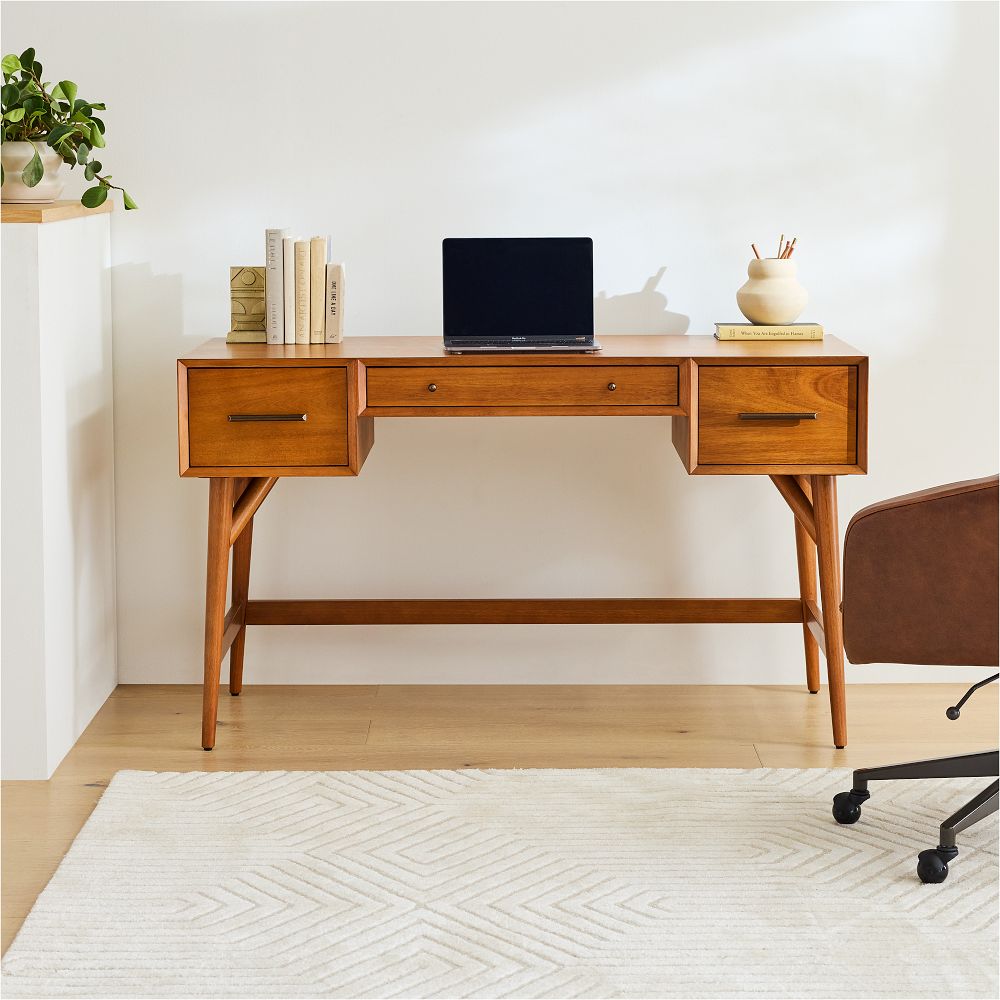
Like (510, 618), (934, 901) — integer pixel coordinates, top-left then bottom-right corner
(917, 849), (950, 883)
(832, 790), (864, 824)
(917, 846), (957, 884)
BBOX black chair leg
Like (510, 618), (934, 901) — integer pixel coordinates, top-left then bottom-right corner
(938, 779), (999, 849)
(831, 750), (998, 825)
(852, 750), (999, 792)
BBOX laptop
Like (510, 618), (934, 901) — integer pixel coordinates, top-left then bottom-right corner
(443, 237), (600, 353)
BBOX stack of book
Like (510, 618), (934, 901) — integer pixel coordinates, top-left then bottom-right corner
(227, 228), (344, 345)
(714, 323), (823, 341)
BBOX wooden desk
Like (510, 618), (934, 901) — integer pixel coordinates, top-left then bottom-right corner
(178, 335), (868, 750)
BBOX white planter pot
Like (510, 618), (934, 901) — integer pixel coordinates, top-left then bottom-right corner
(736, 258), (808, 325)
(1, 141), (66, 203)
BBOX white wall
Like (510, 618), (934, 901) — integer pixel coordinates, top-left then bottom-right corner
(5, 1), (997, 687)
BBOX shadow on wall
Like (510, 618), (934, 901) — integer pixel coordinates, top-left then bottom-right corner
(594, 267), (689, 335)
(109, 263), (210, 681)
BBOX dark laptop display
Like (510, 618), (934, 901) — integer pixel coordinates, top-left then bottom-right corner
(442, 237), (598, 352)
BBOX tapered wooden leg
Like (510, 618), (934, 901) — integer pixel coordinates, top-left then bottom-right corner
(203, 478), (235, 750)
(229, 516), (253, 696)
(793, 516), (821, 694)
(812, 474), (847, 748)
(792, 474), (821, 694)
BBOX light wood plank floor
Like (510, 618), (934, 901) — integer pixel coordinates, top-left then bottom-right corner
(3, 682), (997, 953)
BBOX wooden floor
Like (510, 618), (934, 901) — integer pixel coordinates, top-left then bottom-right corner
(3, 682), (997, 953)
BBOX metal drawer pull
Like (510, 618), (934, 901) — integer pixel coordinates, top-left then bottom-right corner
(428, 383), (437, 392)
(228, 413), (307, 422)
(738, 412), (817, 420)
(607, 382), (617, 391)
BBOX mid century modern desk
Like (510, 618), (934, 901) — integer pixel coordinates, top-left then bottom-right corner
(177, 335), (868, 750)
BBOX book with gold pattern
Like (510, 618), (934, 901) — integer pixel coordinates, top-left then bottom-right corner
(309, 236), (327, 344)
(294, 241), (310, 345)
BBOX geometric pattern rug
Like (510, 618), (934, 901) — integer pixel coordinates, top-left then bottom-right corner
(3, 769), (997, 999)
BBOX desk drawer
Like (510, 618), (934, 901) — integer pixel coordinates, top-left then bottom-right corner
(366, 365), (678, 408)
(698, 365), (857, 466)
(187, 368), (349, 468)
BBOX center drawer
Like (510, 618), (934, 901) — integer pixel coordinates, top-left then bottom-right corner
(366, 365), (679, 408)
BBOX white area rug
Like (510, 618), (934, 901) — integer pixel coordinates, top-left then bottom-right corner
(3, 768), (997, 999)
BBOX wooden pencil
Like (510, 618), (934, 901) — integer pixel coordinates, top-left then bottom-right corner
(751, 243), (761, 260)
(778, 234), (784, 259)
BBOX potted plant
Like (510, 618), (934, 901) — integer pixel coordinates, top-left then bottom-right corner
(1, 47), (136, 209)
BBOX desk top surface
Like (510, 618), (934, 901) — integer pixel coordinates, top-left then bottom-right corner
(181, 335), (866, 365)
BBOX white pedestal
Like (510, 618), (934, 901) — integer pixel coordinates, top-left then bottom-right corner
(1, 207), (118, 778)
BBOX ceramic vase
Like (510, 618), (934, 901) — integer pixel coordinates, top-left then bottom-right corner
(736, 258), (808, 325)
(1, 141), (66, 203)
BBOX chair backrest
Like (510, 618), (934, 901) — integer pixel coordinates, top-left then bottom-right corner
(842, 476), (999, 666)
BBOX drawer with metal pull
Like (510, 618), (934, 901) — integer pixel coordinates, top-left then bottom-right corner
(365, 365), (679, 409)
(698, 365), (858, 466)
(186, 367), (349, 469)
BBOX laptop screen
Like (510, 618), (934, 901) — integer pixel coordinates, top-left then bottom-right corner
(442, 237), (594, 342)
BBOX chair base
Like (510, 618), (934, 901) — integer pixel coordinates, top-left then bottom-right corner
(832, 750), (999, 883)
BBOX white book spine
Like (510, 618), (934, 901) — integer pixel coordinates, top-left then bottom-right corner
(309, 236), (328, 344)
(282, 237), (296, 344)
(264, 228), (287, 344)
(293, 241), (310, 345)
(325, 262), (344, 343)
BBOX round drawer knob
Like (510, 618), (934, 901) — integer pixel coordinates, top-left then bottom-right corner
(607, 382), (617, 392)
(428, 383), (437, 393)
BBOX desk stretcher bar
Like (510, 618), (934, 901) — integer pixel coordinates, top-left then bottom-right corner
(244, 598), (806, 626)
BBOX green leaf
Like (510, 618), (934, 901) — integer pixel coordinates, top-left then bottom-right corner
(1, 82), (18, 104)
(57, 80), (77, 106)
(4, 107), (24, 122)
(89, 122), (105, 148)
(122, 190), (138, 210)
(1, 54), (20, 76)
(87, 102), (106, 110)
(21, 148), (43, 187)
(50, 83), (64, 101)
(90, 116), (105, 134)
(18, 48), (34, 69)
(81, 185), (108, 208)
(84, 162), (96, 181)
(31, 61), (42, 79)
(46, 123), (72, 144)
(76, 142), (89, 164)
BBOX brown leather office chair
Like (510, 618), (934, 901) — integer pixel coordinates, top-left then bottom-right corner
(831, 475), (999, 883)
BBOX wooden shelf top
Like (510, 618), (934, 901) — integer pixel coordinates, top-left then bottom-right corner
(1, 199), (113, 224)
(181, 335), (867, 365)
